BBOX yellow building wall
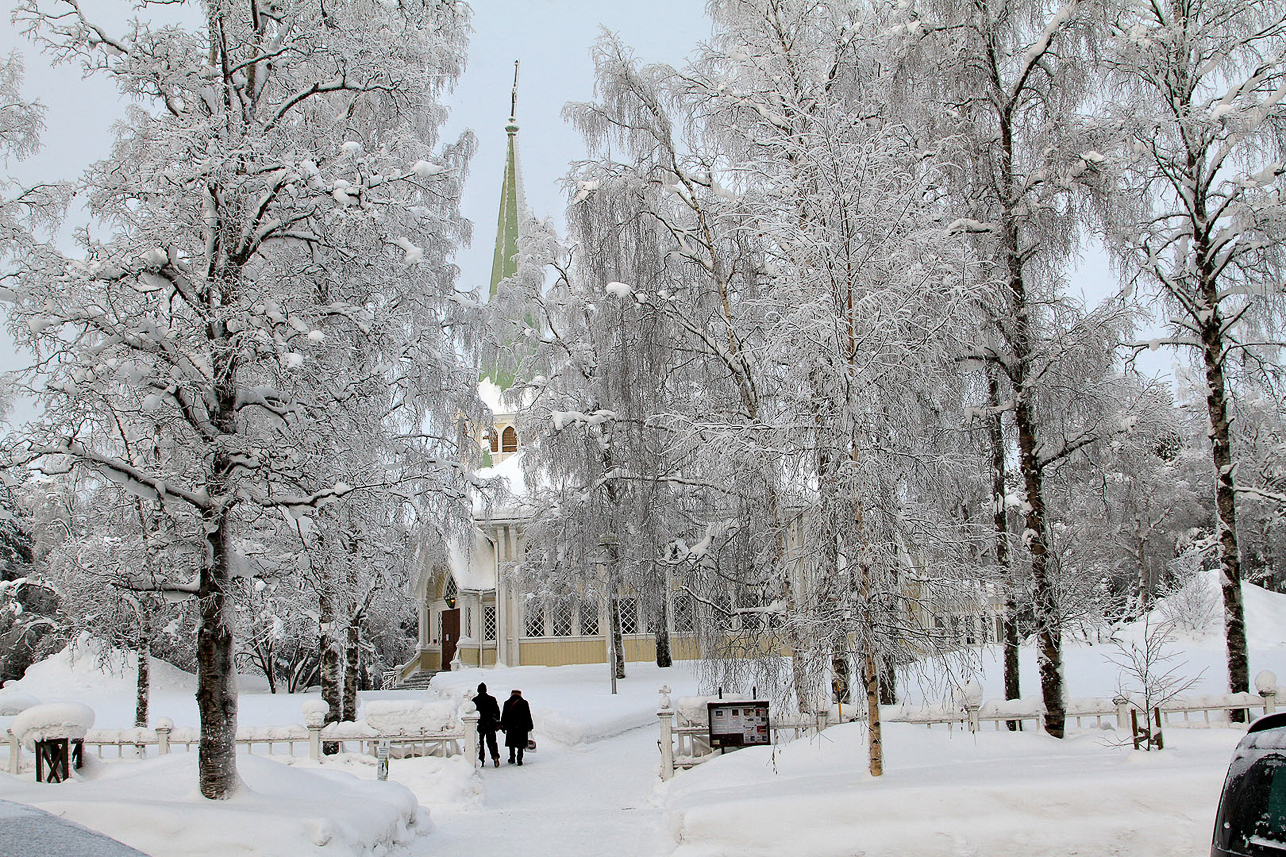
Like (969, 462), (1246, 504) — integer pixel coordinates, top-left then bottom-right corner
(516, 635), (706, 666)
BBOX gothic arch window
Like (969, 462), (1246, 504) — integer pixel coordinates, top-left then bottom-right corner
(501, 425), (518, 453)
(484, 429), (499, 453)
(443, 575), (457, 604)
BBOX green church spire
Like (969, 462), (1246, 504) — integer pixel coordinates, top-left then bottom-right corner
(489, 61), (523, 300)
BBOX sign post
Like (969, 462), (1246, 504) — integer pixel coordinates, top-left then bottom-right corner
(377, 740), (390, 781)
(707, 700), (770, 753)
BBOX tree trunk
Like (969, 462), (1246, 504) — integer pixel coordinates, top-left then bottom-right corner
(864, 647), (883, 777)
(654, 594), (672, 668)
(609, 594), (626, 680)
(135, 638), (150, 728)
(319, 588), (341, 754)
(196, 512), (238, 799)
(988, 370), (1022, 730)
(343, 617), (360, 722)
(1200, 292), (1249, 718)
(878, 658), (897, 706)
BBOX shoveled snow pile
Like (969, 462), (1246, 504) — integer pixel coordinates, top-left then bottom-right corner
(12, 702), (95, 747)
(0, 752), (429, 857)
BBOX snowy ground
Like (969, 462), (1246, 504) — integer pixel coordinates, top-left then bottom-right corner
(0, 574), (1281, 856)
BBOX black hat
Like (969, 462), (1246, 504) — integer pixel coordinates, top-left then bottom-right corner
(477, 682), (487, 693)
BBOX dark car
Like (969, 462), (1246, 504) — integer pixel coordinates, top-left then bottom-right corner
(1213, 712), (1286, 856)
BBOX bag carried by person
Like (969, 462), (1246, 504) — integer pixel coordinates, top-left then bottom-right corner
(526, 739), (537, 752)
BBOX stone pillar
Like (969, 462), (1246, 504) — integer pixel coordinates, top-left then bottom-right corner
(156, 725), (171, 755)
(6, 729), (18, 775)
(1114, 696), (1129, 732)
(658, 685), (674, 781)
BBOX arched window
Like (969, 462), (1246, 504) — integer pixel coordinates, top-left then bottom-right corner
(484, 429), (499, 453)
(501, 425), (518, 453)
(443, 575), (457, 606)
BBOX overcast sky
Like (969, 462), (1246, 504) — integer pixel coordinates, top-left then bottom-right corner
(0, 1), (710, 288)
(0, 1), (1171, 419)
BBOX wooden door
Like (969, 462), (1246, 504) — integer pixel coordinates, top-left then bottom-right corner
(441, 608), (460, 669)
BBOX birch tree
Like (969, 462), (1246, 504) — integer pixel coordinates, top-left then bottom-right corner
(5, 0), (475, 798)
(1105, 0), (1286, 708)
(914, 0), (1134, 737)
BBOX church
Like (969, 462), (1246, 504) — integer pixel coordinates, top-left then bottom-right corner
(399, 70), (687, 681)
(397, 70), (1006, 683)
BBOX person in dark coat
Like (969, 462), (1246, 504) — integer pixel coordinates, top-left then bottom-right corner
(473, 682), (502, 767)
(500, 688), (534, 765)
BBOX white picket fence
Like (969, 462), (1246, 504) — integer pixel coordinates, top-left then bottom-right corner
(657, 684), (1281, 780)
(885, 688), (1279, 733)
(3, 710), (482, 776)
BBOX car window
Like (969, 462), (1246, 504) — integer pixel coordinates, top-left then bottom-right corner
(1228, 754), (1286, 854)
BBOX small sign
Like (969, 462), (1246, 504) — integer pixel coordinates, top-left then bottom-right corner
(708, 701), (770, 751)
(377, 740), (390, 781)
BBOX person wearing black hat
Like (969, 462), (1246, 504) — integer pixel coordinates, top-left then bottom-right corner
(473, 682), (501, 768)
(500, 688), (534, 765)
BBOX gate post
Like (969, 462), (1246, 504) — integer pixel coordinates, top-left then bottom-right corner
(462, 708), (480, 768)
(6, 729), (18, 774)
(658, 685), (674, 781)
(308, 725), (322, 761)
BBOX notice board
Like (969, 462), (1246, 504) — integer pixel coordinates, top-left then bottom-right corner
(707, 700), (770, 750)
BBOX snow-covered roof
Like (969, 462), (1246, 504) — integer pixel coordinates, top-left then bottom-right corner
(446, 526), (497, 591)
(473, 449), (530, 514)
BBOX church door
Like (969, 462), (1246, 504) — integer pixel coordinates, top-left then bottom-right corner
(441, 608), (460, 669)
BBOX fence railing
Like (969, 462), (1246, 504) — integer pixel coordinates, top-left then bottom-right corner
(885, 688), (1278, 733)
(657, 685), (1280, 780)
(4, 712), (480, 776)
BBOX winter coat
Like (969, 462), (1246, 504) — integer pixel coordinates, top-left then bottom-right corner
(474, 691), (501, 731)
(500, 694), (533, 748)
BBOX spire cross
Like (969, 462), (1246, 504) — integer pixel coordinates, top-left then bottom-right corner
(510, 60), (519, 122)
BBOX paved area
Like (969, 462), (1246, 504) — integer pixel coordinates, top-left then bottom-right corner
(0, 799), (148, 857)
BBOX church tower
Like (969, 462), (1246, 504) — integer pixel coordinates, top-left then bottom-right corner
(481, 60), (531, 393)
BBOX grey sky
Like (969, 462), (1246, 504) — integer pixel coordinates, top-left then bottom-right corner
(0, 1), (1172, 419)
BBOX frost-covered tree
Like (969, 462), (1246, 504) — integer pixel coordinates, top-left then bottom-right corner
(5, 0), (476, 798)
(913, 0), (1135, 737)
(1104, 0), (1286, 708)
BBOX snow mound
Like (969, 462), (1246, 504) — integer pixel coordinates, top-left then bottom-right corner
(0, 692), (40, 716)
(0, 752), (428, 857)
(11, 703), (95, 748)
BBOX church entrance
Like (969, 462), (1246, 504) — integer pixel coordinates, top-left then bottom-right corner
(441, 608), (460, 669)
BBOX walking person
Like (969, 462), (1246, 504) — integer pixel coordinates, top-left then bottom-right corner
(473, 682), (502, 768)
(500, 688), (534, 766)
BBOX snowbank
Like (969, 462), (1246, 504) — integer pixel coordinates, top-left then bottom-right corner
(0, 691), (39, 716)
(0, 752), (428, 857)
(661, 721), (1240, 857)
